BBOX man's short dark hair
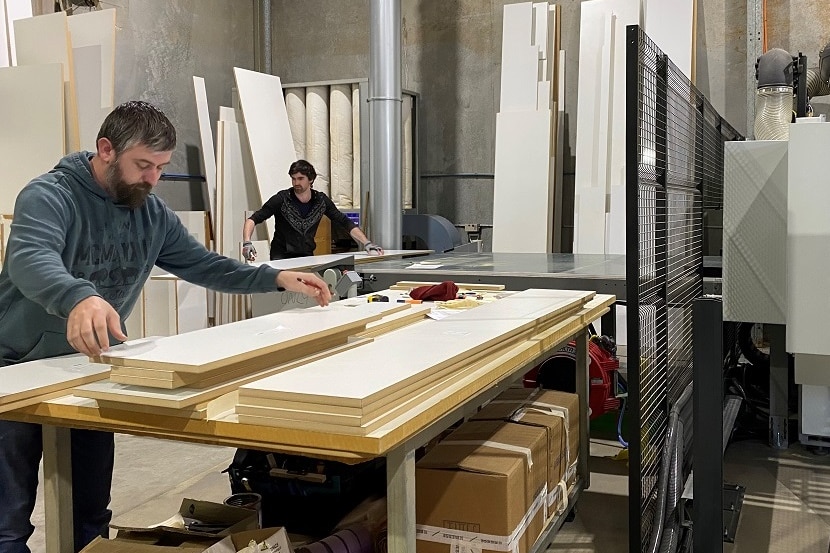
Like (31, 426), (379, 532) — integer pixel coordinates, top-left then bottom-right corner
(288, 159), (317, 182)
(97, 100), (176, 154)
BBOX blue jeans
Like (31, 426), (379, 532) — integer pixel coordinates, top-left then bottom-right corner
(0, 420), (114, 553)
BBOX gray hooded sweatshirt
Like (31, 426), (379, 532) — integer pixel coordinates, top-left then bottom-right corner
(0, 152), (281, 365)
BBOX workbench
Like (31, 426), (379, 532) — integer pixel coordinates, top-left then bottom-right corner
(3, 290), (612, 553)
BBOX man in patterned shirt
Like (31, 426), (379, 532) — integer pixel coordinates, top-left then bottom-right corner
(241, 160), (383, 261)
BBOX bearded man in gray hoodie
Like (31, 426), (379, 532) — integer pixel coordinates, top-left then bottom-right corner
(0, 101), (331, 553)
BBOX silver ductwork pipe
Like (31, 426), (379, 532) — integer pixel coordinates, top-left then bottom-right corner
(754, 48), (794, 140)
(368, 0), (402, 249)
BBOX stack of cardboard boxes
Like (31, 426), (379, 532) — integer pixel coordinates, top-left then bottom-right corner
(416, 389), (579, 553)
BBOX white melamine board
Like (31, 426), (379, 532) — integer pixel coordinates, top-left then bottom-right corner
(123, 290), (144, 340)
(499, 2), (538, 112)
(351, 84), (361, 208)
(723, 141), (788, 324)
(99, 302), (400, 372)
(573, 2), (612, 253)
(492, 110), (553, 253)
(175, 211), (210, 248)
(606, 185), (626, 254)
(4, 0), (31, 66)
(0, 354), (108, 411)
(66, 8), (115, 108)
(74, 340), (370, 409)
(233, 68), (295, 239)
(438, 288), (590, 323)
(241, 292), (588, 407)
(13, 11), (79, 152)
(642, 0), (693, 80)
(175, 280), (208, 334)
(285, 87), (306, 159)
(605, 1), (640, 254)
(220, 121), (248, 258)
(72, 45), (108, 151)
(0, 63), (64, 215)
(787, 122), (830, 355)
(305, 85), (330, 196)
(240, 318), (530, 407)
(0, 0), (9, 68)
(193, 77), (217, 229)
(330, 84), (353, 207)
(574, 188), (607, 255)
(402, 94), (413, 209)
(142, 272), (176, 337)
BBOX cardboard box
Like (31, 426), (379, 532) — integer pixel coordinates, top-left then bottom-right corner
(202, 528), (293, 553)
(80, 536), (212, 553)
(486, 388), (580, 485)
(471, 397), (567, 508)
(111, 499), (259, 541)
(415, 420), (547, 553)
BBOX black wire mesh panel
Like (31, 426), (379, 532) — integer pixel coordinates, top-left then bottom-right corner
(625, 25), (742, 553)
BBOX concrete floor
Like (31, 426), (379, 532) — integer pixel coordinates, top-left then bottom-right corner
(26, 434), (830, 553)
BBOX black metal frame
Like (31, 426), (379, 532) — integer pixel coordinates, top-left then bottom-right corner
(626, 25), (743, 553)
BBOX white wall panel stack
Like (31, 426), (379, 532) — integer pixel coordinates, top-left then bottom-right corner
(285, 87), (306, 160)
(330, 84), (353, 207)
(305, 85), (331, 197)
(723, 141), (788, 325)
(492, 2), (559, 253)
(193, 76), (217, 231)
(787, 121), (830, 357)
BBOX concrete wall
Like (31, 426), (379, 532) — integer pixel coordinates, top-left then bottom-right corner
(40, 1), (257, 208)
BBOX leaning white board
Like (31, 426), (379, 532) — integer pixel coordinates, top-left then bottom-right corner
(351, 83), (361, 208)
(233, 68), (296, 240)
(72, 45), (106, 150)
(0, 63), (65, 215)
(13, 11), (80, 152)
(193, 76), (217, 230)
(66, 8), (115, 108)
(492, 109), (553, 253)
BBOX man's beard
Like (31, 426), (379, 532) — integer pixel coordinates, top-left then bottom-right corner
(105, 159), (152, 209)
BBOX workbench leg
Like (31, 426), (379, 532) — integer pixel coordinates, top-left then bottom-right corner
(767, 324), (789, 449)
(386, 445), (416, 553)
(42, 425), (73, 553)
(576, 331), (590, 489)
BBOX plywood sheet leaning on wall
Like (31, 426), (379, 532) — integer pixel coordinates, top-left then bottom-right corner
(330, 83), (353, 207)
(67, 8), (115, 151)
(0, 63), (65, 215)
(305, 85), (331, 196)
(193, 76), (217, 234)
(13, 11), (80, 152)
(233, 68), (296, 240)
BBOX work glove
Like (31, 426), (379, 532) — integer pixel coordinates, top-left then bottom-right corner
(242, 241), (257, 262)
(363, 241), (383, 255)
